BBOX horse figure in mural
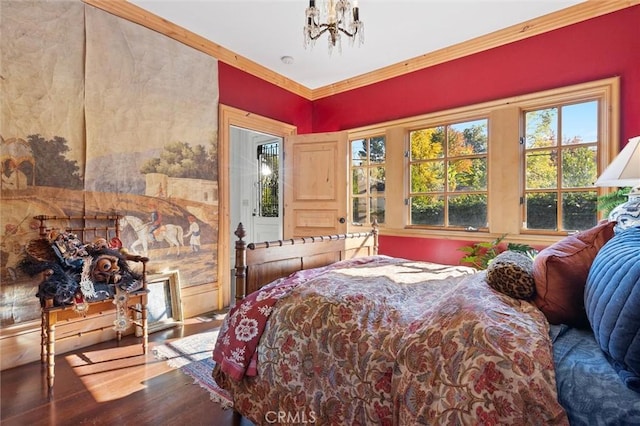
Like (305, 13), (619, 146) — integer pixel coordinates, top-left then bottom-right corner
(118, 215), (184, 257)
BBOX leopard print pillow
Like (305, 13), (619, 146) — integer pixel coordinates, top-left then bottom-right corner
(486, 250), (536, 300)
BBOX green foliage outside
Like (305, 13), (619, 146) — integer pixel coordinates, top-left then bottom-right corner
(525, 191), (598, 231)
(409, 120), (487, 227)
(410, 195), (443, 226)
(352, 137), (386, 224)
(408, 101), (600, 231)
(367, 136), (386, 163)
(411, 194), (487, 228)
(525, 103), (599, 231)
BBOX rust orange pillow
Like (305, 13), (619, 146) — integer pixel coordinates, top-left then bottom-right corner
(532, 220), (616, 327)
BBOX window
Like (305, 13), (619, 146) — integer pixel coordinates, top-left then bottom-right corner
(257, 142), (279, 217)
(523, 100), (599, 232)
(351, 136), (386, 224)
(346, 77), (618, 242)
(408, 119), (488, 229)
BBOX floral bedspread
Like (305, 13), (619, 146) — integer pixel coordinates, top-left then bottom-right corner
(213, 255), (568, 425)
(213, 258), (376, 380)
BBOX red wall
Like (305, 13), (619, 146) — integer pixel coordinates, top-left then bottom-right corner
(217, 5), (640, 265)
(380, 236), (479, 266)
(218, 7), (639, 143)
(218, 62), (313, 133)
(312, 6), (640, 143)
(317, 5), (640, 265)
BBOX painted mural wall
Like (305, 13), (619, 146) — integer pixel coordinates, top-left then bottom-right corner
(0, 1), (219, 327)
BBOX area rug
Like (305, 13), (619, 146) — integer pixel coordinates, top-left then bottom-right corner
(152, 330), (233, 409)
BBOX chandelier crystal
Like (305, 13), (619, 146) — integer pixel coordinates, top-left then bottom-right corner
(304, 0), (364, 54)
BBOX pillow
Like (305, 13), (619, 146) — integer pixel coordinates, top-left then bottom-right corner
(585, 226), (640, 392)
(532, 220), (616, 327)
(486, 251), (535, 299)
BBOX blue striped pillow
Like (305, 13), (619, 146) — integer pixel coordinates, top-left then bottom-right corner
(585, 226), (640, 392)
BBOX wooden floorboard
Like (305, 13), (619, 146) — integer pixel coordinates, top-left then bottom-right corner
(0, 312), (254, 426)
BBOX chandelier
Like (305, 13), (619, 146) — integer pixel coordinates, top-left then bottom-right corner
(304, 0), (364, 54)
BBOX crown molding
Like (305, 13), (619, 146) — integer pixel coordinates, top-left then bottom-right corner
(312, 0), (639, 100)
(84, 0), (638, 101)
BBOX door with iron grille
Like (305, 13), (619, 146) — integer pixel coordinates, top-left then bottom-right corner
(253, 141), (282, 242)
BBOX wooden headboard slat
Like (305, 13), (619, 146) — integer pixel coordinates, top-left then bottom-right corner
(234, 221), (379, 300)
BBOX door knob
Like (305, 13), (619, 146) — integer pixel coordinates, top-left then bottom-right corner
(338, 217), (346, 224)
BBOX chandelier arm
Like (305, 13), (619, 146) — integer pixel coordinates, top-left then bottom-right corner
(337, 26), (357, 37)
(308, 24), (332, 41)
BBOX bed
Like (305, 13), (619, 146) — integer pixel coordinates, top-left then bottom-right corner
(213, 222), (640, 425)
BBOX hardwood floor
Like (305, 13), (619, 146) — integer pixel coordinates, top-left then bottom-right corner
(1, 312), (255, 426)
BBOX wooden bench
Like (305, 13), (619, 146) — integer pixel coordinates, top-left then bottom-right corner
(32, 214), (149, 398)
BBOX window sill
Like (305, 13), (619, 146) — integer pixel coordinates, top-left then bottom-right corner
(378, 226), (565, 248)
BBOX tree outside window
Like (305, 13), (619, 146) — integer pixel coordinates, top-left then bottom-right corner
(524, 100), (599, 232)
(351, 136), (385, 225)
(409, 119), (488, 229)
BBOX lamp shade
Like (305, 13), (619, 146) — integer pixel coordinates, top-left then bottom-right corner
(595, 136), (640, 187)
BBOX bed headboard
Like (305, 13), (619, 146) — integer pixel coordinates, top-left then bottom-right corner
(234, 221), (379, 300)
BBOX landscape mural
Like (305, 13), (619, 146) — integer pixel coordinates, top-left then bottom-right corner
(0, 0), (219, 327)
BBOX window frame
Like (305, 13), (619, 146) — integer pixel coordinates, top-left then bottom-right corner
(407, 117), (490, 230)
(346, 77), (619, 246)
(520, 98), (602, 235)
(349, 135), (387, 226)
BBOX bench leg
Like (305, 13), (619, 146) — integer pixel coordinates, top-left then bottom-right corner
(46, 319), (55, 399)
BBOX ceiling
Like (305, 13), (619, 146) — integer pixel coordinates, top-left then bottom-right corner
(128, 0), (586, 91)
